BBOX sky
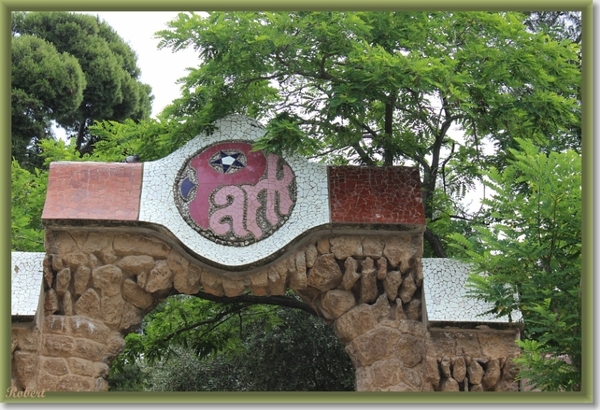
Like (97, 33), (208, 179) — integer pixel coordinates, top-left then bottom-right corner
(85, 11), (200, 118)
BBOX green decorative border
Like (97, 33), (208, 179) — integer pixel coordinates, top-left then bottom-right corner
(0, 0), (593, 404)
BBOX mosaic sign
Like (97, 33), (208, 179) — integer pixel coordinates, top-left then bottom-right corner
(174, 142), (297, 246)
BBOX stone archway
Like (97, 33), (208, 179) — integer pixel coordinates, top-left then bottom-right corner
(11, 115), (521, 393)
(25, 227), (427, 392)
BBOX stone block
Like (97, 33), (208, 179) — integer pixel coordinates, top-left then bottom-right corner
(113, 234), (171, 258)
(73, 338), (105, 362)
(62, 253), (89, 271)
(68, 316), (111, 344)
(396, 334), (425, 368)
(267, 265), (287, 296)
(383, 270), (402, 301)
(405, 298), (421, 321)
(92, 265), (123, 297)
(120, 303), (142, 332)
(74, 266), (91, 297)
(100, 294), (126, 327)
(399, 274), (417, 303)
(82, 232), (114, 255)
(345, 326), (400, 368)
(304, 243), (318, 268)
(452, 356), (466, 383)
(167, 250), (189, 278)
(200, 270), (224, 296)
(359, 257), (377, 304)
(173, 264), (202, 295)
(330, 236), (362, 260)
(55, 268), (71, 296)
(41, 357), (69, 376)
(440, 356), (452, 379)
(47, 231), (79, 255)
(316, 237), (330, 254)
(376, 257), (387, 280)
(362, 236), (384, 259)
(222, 277), (246, 297)
(68, 358), (109, 378)
(74, 289), (100, 318)
(248, 271), (269, 296)
(468, 360), (484, 385)
(62, 291), (73, 315)
(340, 257), (360, 291)
(13, 351), (38, 387)
(334, 304), (377, 343)
(440, 377), (460, 391)
(425, 356), (441, 390)
(145, 260), (173, 293)
(44, 289), (59, 315)
(122, 279), (153, 310)
(56, 375), (94, 392)
(116, 255), (155, 276)
(320, 289), (356, 320)
(306, 254), (342, 292)
(367, 296), (388, 325)
(482, 358), (501, 390)
(455, 331), (483, 357)
(41, 335), (75, 357)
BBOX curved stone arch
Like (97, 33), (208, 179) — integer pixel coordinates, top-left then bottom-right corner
(30, 224), (433, 392)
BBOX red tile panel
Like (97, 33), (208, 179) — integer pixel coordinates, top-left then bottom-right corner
(42, 162), (142, 221)
(328, 167), (426, 225)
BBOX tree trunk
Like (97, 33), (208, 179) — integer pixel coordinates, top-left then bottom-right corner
(424, 227), (447, 258)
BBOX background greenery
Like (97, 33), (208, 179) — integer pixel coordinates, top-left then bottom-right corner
(10, 11), (582, 392)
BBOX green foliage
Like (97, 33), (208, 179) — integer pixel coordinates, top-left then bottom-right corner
(11, 160), (47, 251)
(449, 139), (581, 391)
(109, 301), (354, 391)
(11, 34), (86, 170)
(12, 11), (153, 161)
(151, 11), (580, 256)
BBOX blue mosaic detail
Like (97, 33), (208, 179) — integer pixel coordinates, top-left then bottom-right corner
(180, 178), (196, 200)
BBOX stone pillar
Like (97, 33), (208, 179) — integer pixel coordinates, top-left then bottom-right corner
(335, 305), (430, 391)
(288, 232), (428, 391)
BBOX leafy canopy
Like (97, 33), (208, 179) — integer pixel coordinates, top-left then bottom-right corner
(151, 11), (580, 256)
(11, 11), (153, 165)
(450, 139), (581, 391)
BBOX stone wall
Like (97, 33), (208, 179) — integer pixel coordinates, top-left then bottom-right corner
(425, 327), (521, 391)
(11, 227), (520, 392)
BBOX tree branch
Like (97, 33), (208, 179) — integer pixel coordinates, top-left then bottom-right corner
(181, 290), (319, 317)
(164, 303), (249, 342)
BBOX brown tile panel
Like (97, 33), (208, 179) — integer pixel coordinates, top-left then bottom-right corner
(328, 166), (426, 225)
(42, 162), (142, 221)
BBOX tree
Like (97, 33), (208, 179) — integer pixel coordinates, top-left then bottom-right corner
(450, 139), (581, 391)
(11, 12), (153, 163)
(11, 34), (86, 170)
(152, 11), (580, 257)
(109, 297), (354, 391)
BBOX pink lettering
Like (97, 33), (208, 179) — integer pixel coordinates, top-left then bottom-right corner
(209, 186), (249, 237)
(201, 151), (295, 241)
(243, 154), (295, 228)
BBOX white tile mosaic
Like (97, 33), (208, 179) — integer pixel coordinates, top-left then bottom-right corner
(422, 258), (523, 323)
(11, 252), (45, 317)
(139, 114), (330, 268)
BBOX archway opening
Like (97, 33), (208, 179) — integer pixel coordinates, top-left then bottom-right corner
(108, 293), (354, 391)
